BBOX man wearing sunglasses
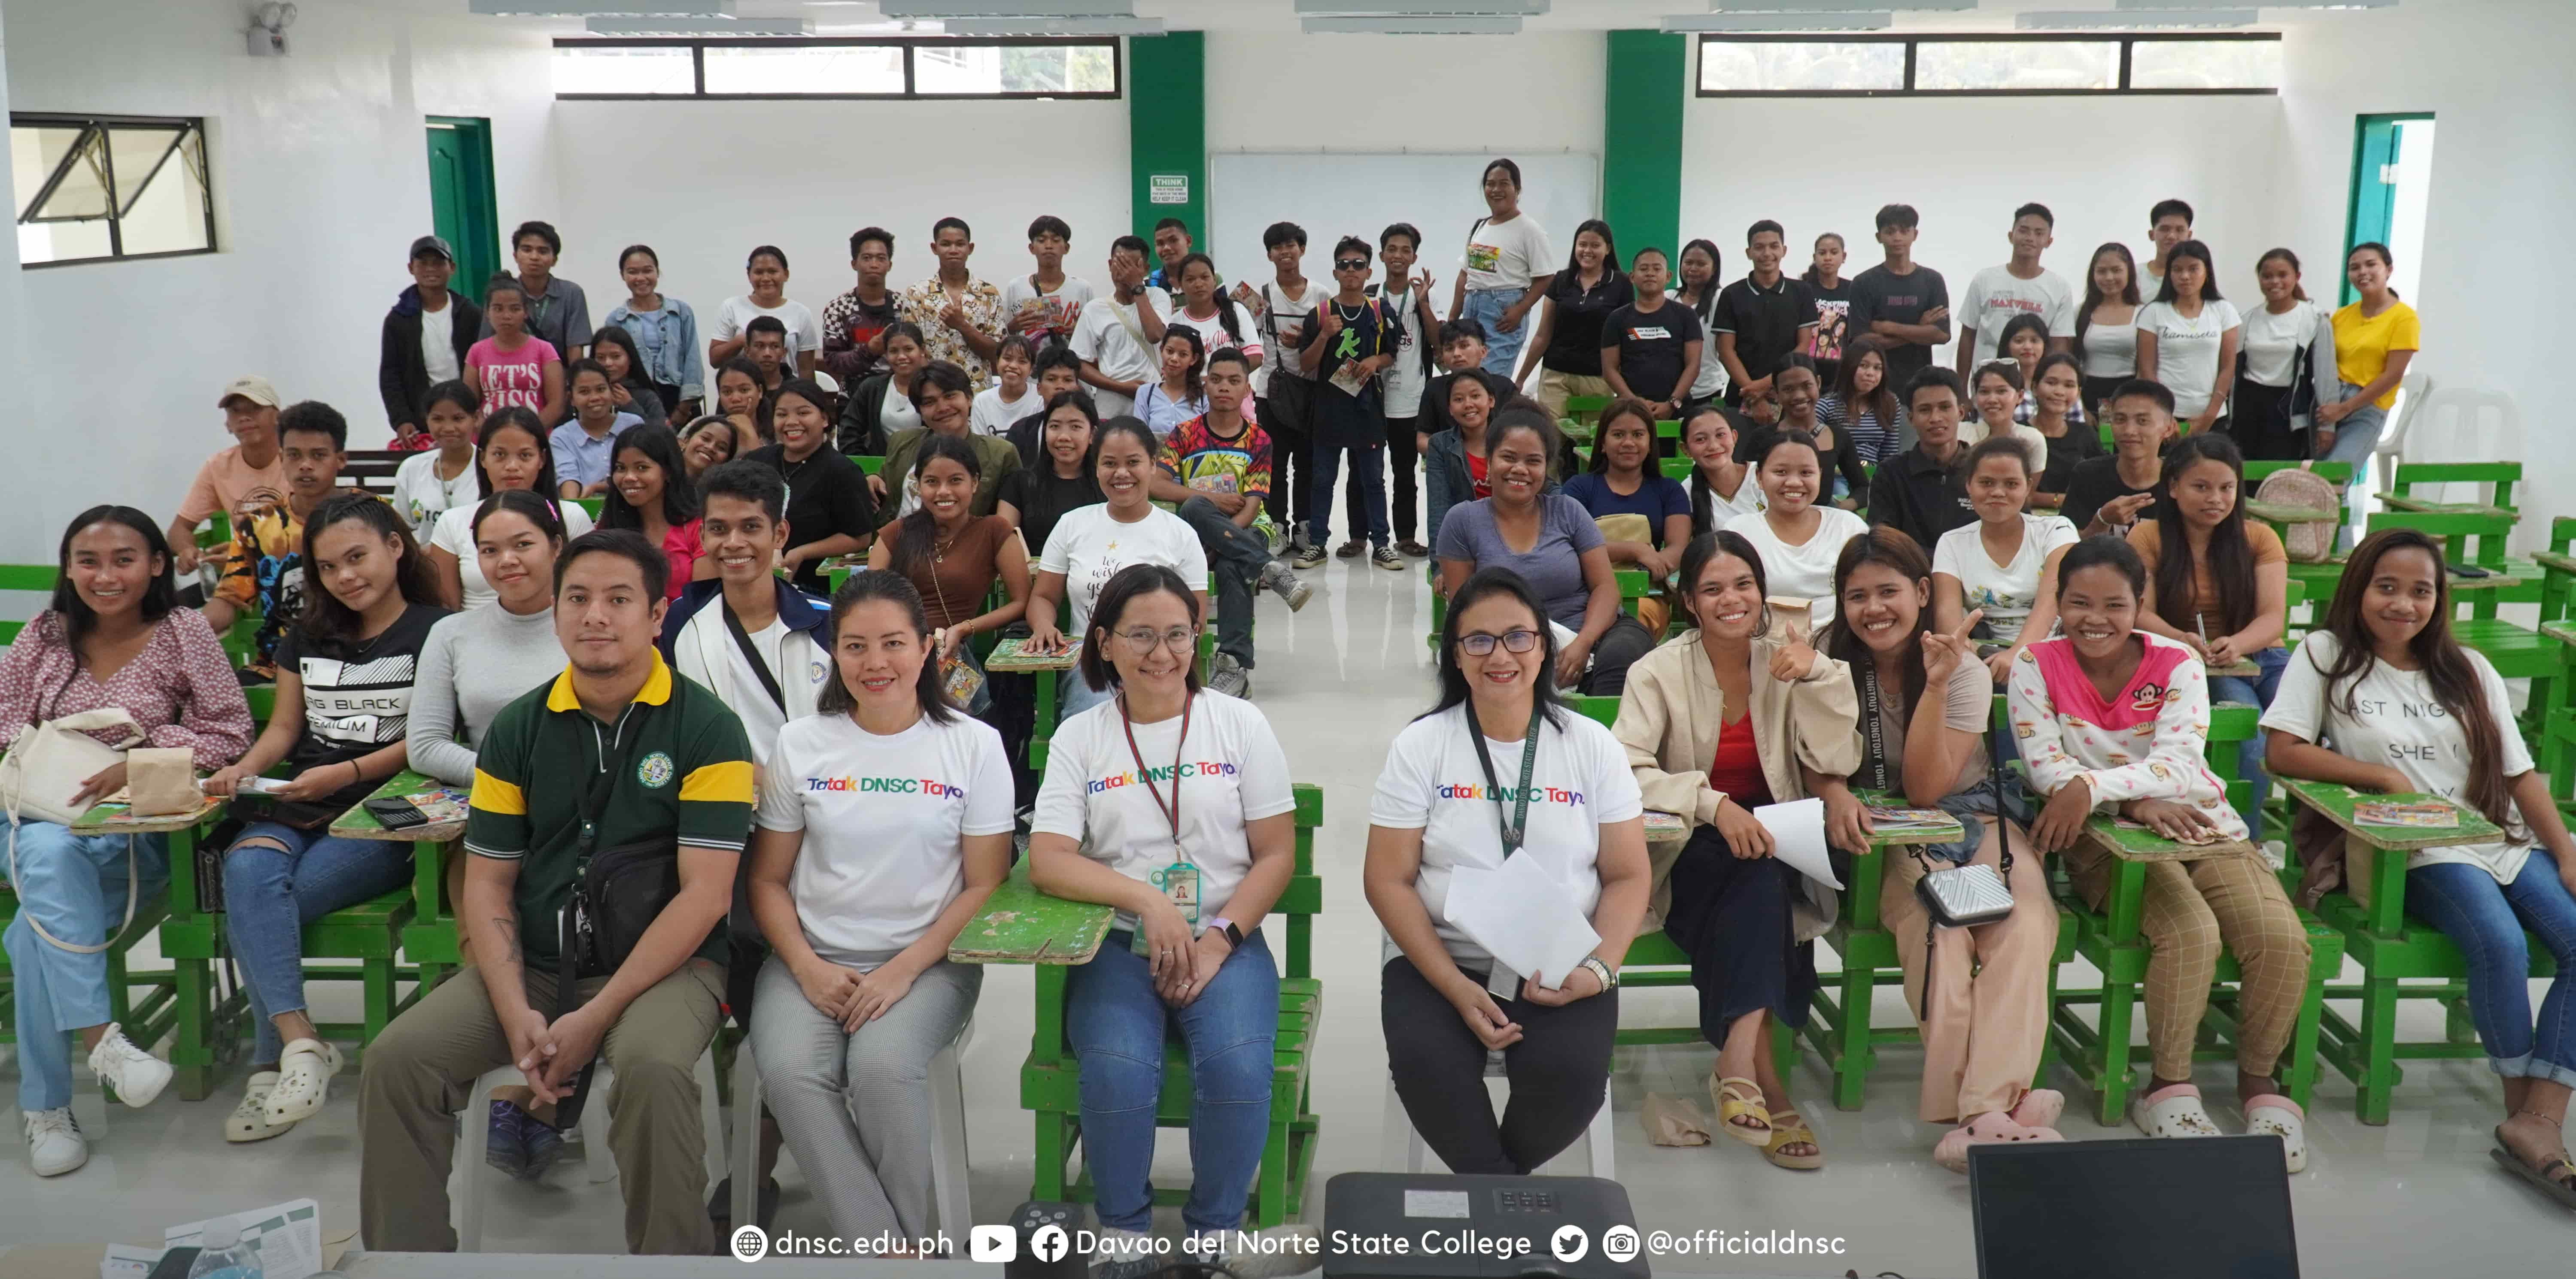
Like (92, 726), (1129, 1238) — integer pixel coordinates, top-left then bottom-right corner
(1300, 236), (1404, 573)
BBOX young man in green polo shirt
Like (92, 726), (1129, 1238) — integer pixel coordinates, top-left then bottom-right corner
(358, 530), (753, 1256)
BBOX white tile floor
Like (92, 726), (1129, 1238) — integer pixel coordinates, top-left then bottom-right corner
(5, 544), (2571, 1273)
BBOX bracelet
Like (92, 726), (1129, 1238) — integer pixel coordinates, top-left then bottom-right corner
(1580, 955), (1618, 991)
(348, 761), (364, 788)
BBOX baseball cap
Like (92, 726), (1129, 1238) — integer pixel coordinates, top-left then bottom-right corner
(409, 234), (456, 263)
(219, 376), (281, 409)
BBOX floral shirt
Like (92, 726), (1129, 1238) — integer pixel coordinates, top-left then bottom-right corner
(898, 276), (1005, 392)
(0, 610), (253, 772)
(2005, 629), (2247, 841)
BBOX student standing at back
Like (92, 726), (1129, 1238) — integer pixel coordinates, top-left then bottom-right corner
(1147, 217), (1212, 292)
(1956, 204), (2076, 374)
(2135, 240), (2242, 433)
(1367, 224), (1441, 558)
(169, 376), (290, 577)
(1148, 350), (1313, 697)
(1451, 158), (1558, 379)
(711, 246), (821, 379)
(606, 244), (702, 418)
(1801, 232), (1853, 389)
(1001, 215), (1097, 346)
(2075, 244), (2145, 418)
(1712, 221), (1818, 410)
(820, 227), (904, 390)
(2139, 199), (2195, 299)
(380, 235), (482, 451)
(1600, 247), (1706, 426)
(1674, 239), (1728, 412)
(2233, 249), (2336, 462)
(1847, 204), (1952, 395)
(466, 276), (565, 425)
(1070, 235), (1174, 421)
(480, 220), (592, 363)
(1241, 222), (1324, 565)
(1301, 239), (1406, 573)
(1511, 219), (1631, 417)
(2316, 242), (2420, 475)
(902, 218), (1007, 391)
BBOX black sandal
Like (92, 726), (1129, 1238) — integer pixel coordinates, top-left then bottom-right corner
(2491, 1121), (2576, 1211)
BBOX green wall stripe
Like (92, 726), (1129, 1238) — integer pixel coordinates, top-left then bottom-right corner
(1602, 30), (1684, 262)
(1127, 33), (1206, 242)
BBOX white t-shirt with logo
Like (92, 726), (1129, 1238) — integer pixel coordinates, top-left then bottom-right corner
(1376, 285), (1428, 418)
(756, 710), (1016, 966)
(1070, 288), (1173, 418)
(390, 450), (477, 537)
(1461, 214), (1554, 293)
(999, 275), (1098, 342)
(1037, 504), (1209, 643)
(1033, 690), (1298, 932)
(1932, 513), (2080, 636)
(2260, 631), (2537, 884)
(1368, 704), (1644, 968)
(1959, 265), (2078, 364)
(2136, 298), (2244, 422)
(714, 295), (824, 358)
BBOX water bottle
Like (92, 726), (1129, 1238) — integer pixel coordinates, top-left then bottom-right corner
(185, 1216), (264, 1279)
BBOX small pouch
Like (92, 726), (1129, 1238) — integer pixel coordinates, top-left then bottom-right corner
(125, 747), (200, 817)
(1916, 861), (2014, 927)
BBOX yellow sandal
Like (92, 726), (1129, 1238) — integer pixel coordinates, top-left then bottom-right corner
(1762, 1109), (1824, 1170)
(1710, 1075), (1772, 1147)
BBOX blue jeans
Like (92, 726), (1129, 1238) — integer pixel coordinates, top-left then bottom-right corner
(2208, 646), (2290, 839)
(2406, 853), (2576, 1087)
(1062, 670), (1115, 720)
(1066, 927), (1279, 1233)
(3, 824), (167, 1110)
(1460, 288), (1528, 380)
(224, 820), (411, 1064)
(1312, 442), (1390, 549)
(2319, 380), (2389, 512)
(1178, 496), (1280, 667)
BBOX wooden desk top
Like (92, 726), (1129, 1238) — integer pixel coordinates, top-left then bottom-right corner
(329, 770), (469, 843)
(70, 793), (223, 835)
(949, 864), (1113, 964)
(2077, 812), (2254, 863)
(984, 636), (1082, 673)
(2280, 776), (2502, 851)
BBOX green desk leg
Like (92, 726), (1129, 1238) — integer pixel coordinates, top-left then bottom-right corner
(1030, 962), (1073, 1202)
(1031, 669), (1060, 771)
(2094, 857), (2150, 1125)
(163, 825), (220, 1102)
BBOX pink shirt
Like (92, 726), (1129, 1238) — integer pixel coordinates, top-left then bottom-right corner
(2005, 630), (2245, 841)
(657, 519), (705, 601)
(466, 334), (560, 414)
(0, 610), (255, 773)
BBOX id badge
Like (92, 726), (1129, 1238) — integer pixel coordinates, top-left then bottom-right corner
(1152, 862), (1202, 924)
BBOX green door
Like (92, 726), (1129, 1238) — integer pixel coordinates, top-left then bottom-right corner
(425, 117), (499, 303)
(2343, 113), (2430, 305)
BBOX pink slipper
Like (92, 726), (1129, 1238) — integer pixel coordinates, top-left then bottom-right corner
(2012, 1088), (2066, 1130)
(1932, 1112), (2060, 1174)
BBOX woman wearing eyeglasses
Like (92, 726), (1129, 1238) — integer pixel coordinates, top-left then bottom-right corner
(1027, 564), (1311, 1268)
(1366, 567), (1649, 1174)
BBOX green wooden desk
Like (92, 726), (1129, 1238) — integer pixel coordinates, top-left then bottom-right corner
(2243, 499), (2336, 527)
(333, 771), (469, 997)
(988, 636), (1084, 772)
(948, 864), (1113, 966)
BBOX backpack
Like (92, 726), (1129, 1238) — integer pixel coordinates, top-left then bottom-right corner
(2254, 465), (2340, 563)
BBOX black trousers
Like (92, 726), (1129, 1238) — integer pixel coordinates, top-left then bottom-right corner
(2228, 380), (2306, 461)
(1381, 954), (1618, 1176)
(1258, 374), (1315, 536)
(1575, 613), (1659, 698)
(1349, 413), (1422, 542)
(1662, 825), (1817, 1041)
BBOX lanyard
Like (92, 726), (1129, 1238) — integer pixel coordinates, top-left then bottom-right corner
(1856, 661), (1892, 794)
(1119, 690), (1194, 863)
(1466, 703), (1543, 857)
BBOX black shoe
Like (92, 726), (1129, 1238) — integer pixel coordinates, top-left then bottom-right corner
(707, 1175), (784, 1231)
(1396, 539), (1431, 558)
(1335, 538), (1365, 559)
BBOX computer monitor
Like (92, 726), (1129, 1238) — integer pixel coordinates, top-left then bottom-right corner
(1970, 1136), (2299, 1279)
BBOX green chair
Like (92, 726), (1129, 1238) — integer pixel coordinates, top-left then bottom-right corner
(1563, 396), (1611, 425)
(2374, 461), (2518, 518)
(1660, 457), (1694, 482)
(1022, 784), (1324, 1227)
(0, 562), (58, 645)
(851, 454), (886, 476)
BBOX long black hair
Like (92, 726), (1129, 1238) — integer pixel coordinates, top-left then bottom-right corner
(2148, 432), (2256, 637)
(1422, 566), (1567, 733)
(1583, 397), (1659, 476)
(1683, 407), (1743, 536)
(1080, 563), (1203, 694)
(1158, 325), (1206, 403)
(1679, 237), (1725, 325)
(815, 569), (960, 724)
(2153, 239), (2224, 305)
(1821, 526), (1933, 716)
(600, 424), (699, 532)
(2074, 242), (2141, 370)
(52, 506), (179, 653)
(890, 433), (985, 579)
(1676, 529), (1771, 635)
(1174, 253), (1245, 344)
(1832, 334), (1901, 440)
(296, 494), (441, 643)
(1561, 218), (1623, 282)
(588, 324), (649, 388)
(474, 408), (569, 533)
(470, 488), (567, 544)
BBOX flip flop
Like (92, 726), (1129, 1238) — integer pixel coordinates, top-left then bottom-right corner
(2243, 1094), (2308, 1173)
(1762, 1109), (1823, 1171)
(2491, 1127), (2576, 1211)
(2131, 1082), (2223, 1139)
(1709, 1075), (1772, 1147)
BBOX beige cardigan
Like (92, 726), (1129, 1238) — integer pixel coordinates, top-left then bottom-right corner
(1612, 629), (1862, 941)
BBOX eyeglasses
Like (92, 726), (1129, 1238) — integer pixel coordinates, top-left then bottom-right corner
(1114, 625), (1198, 653)
(1334, 259), (1369, 271)
(1457, 629), (1541, 656)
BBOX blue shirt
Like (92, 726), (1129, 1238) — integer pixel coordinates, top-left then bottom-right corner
(548, 413), (640, 488)
(1561, 472), (1690, 548)
(607, 298), (705, 400)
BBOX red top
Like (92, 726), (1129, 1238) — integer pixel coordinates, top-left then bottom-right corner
(1466, 452), (1492, 499)
(1707, 713), (1773, 808)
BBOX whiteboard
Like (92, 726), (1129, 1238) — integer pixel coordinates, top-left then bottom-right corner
(1207, 152), (1601, 306)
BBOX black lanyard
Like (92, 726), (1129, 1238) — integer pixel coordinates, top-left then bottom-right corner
(1466, 704), (1543, 857)
(1119, 691), (1194, 860)
(1856, 661), (1892, 794)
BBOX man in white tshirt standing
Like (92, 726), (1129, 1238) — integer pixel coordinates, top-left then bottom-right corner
(1239, 222), (1324, 561)
(1367, 223), (1441, 558)
(1071, 235), (1170, 419)
(1955, 203), (2077, 374)
(999, 215), (1097, 346)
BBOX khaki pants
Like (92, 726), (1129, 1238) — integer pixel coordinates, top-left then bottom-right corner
(1878, 819), (2060, 1122)
(1537, 370), (1613, 417)
(358, 959), (727, 1255)
(2063, 844), (2309, 1081)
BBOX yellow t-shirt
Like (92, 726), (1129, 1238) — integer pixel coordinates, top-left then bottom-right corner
(2330, 300), (2420, 409)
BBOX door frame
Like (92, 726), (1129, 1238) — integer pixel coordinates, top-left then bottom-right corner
(2342, 112), (2432, 306)
(425, 116), (500, 303)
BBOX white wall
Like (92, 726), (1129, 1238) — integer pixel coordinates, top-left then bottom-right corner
(548, 96), (1129, 348)
(1682, 92), (2288, 367)
(0, 0), (557, 561)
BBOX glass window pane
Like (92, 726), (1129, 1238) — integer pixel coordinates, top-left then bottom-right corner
(111, 127), (210, 255)
(1698, 40), (1904, 92)
(12, 124), (110, 221)
(923, 42), (1115, 96)
(704, 45), (903, 95)
(2129, 39), (2281, 90)
(1915, 40), (2118, 91)
(552, 44), (696, 95)
(913, 45), (1002, 95)
(105, 126), (184, 218)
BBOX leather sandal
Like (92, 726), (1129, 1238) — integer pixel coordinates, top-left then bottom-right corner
(1762, 1109), (1823, 1170)
(1709, 1075), (1772, 1146)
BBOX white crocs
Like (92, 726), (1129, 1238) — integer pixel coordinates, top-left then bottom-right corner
(2131, 1082), (2223, 1139)
(228, 1071), (294, 1143)
(2243, 1094), (2308, 1173)
(264, 1039), (343, 1126)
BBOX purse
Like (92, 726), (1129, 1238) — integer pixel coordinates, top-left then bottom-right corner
(3, 704), (148, 954)
(928, 559), (994, 716)
(2255, 466), (2340, 564)
(1906, 719), (2020, 1021)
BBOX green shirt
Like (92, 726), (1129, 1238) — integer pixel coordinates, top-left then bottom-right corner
(465, 652), (754, 967)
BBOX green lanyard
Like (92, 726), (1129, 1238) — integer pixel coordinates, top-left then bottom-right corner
(1466, 703), (1542, 857)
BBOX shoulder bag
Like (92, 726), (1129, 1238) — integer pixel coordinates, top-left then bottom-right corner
(2, 693), (145, 953)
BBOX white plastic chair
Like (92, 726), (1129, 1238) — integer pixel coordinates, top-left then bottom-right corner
(453, 1044), (722, 1252)
(1377, 1051), (1616, 1179)
(728, 1016), (975, 1240)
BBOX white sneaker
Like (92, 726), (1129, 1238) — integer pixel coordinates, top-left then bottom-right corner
(1191, 1225), (1323, 1279)
(1090, 1226), (1156, 1269)
(23, 1107), (86, 1177)
(1258, 560), (1313, 611)
(264, 1038), (343, 1126)
(85, 1024), (173, 1108)
(1208, 653), (1251, 698)
(227, 1071), (294, 1143)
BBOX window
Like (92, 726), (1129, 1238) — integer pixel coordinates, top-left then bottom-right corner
(12, 114), (215, 267)
(552, 37), (1121, 100)
(1695, 33), (2279, 97)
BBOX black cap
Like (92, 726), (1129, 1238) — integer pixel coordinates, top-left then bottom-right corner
(409, 234), (455, 263)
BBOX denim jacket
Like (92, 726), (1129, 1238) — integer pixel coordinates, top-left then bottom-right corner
(607, 298), (705, 402)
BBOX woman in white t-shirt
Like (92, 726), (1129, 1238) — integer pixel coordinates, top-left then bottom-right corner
(390, 381), (482, 537)
(2231, 248), (2336, 462)
(747, 570), (1012, 1246)
(1166, 255), (1261, 373)
(1027, 564), (1309, 1263)
(967, 334), (1043, 437)
(1933, 437), (2079, 682)
(1720, 429), (1870, 626)
(2134, 240), (2242, 430)
(1450, 158), (1557, 379)
(423, 407), (595, 611)
(1027, 418), (1209, 720)
(710, 245), (820, 378)
(1367, 567), (1648, 1175)
(2262, 528), (2576, 1198)
(2075, 243), (2143, 417)
(1961, 362), (2048, 472)
(1683, 407), (1764, 536)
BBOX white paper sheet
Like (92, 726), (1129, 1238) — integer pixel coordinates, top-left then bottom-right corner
(1755, 797), (1843, 891)
(1445, 853), (1602, 990)
(162, 1199), (324, 1279)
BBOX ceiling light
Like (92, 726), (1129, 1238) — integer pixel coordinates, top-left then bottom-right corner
(472, 1), (729, 15)
(1294, 0), (1549, 14)
(2018, 9), (2254, 28)
(938, 14), (1163, 33)
(2122, 0), (2387, 6)
(1663, 12), (1893, 31)
(1710, 0), (1965, 11)
(878, 1), (1133, 17)
(1301, 15), (1523, 33)
(583, 15), (808, 33)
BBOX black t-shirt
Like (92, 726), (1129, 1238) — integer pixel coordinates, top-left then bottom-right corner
(1300, 296), (1397, 446)
(1541, 271), (1635, 377)
(272, 602), (450, 828)
(999, 465), (1103, 555)
(745, 443), (879, 594)
(1712, 274), (1819, 387)
(1848, 264), (1951, 392)
(1865, 443), (1974, 553)
(1601, 298), (1705, 404)
(1807, 276), (1855, 368)
(2036, 425), (2105, 500)
(2060, 454), (2158, 534)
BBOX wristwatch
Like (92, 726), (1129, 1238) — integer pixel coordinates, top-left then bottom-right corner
(1205, 917), (1242, 949)
(1579, 955), (1618, 991)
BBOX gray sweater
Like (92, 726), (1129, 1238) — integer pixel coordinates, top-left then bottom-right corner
(407, 602), (565, 785)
